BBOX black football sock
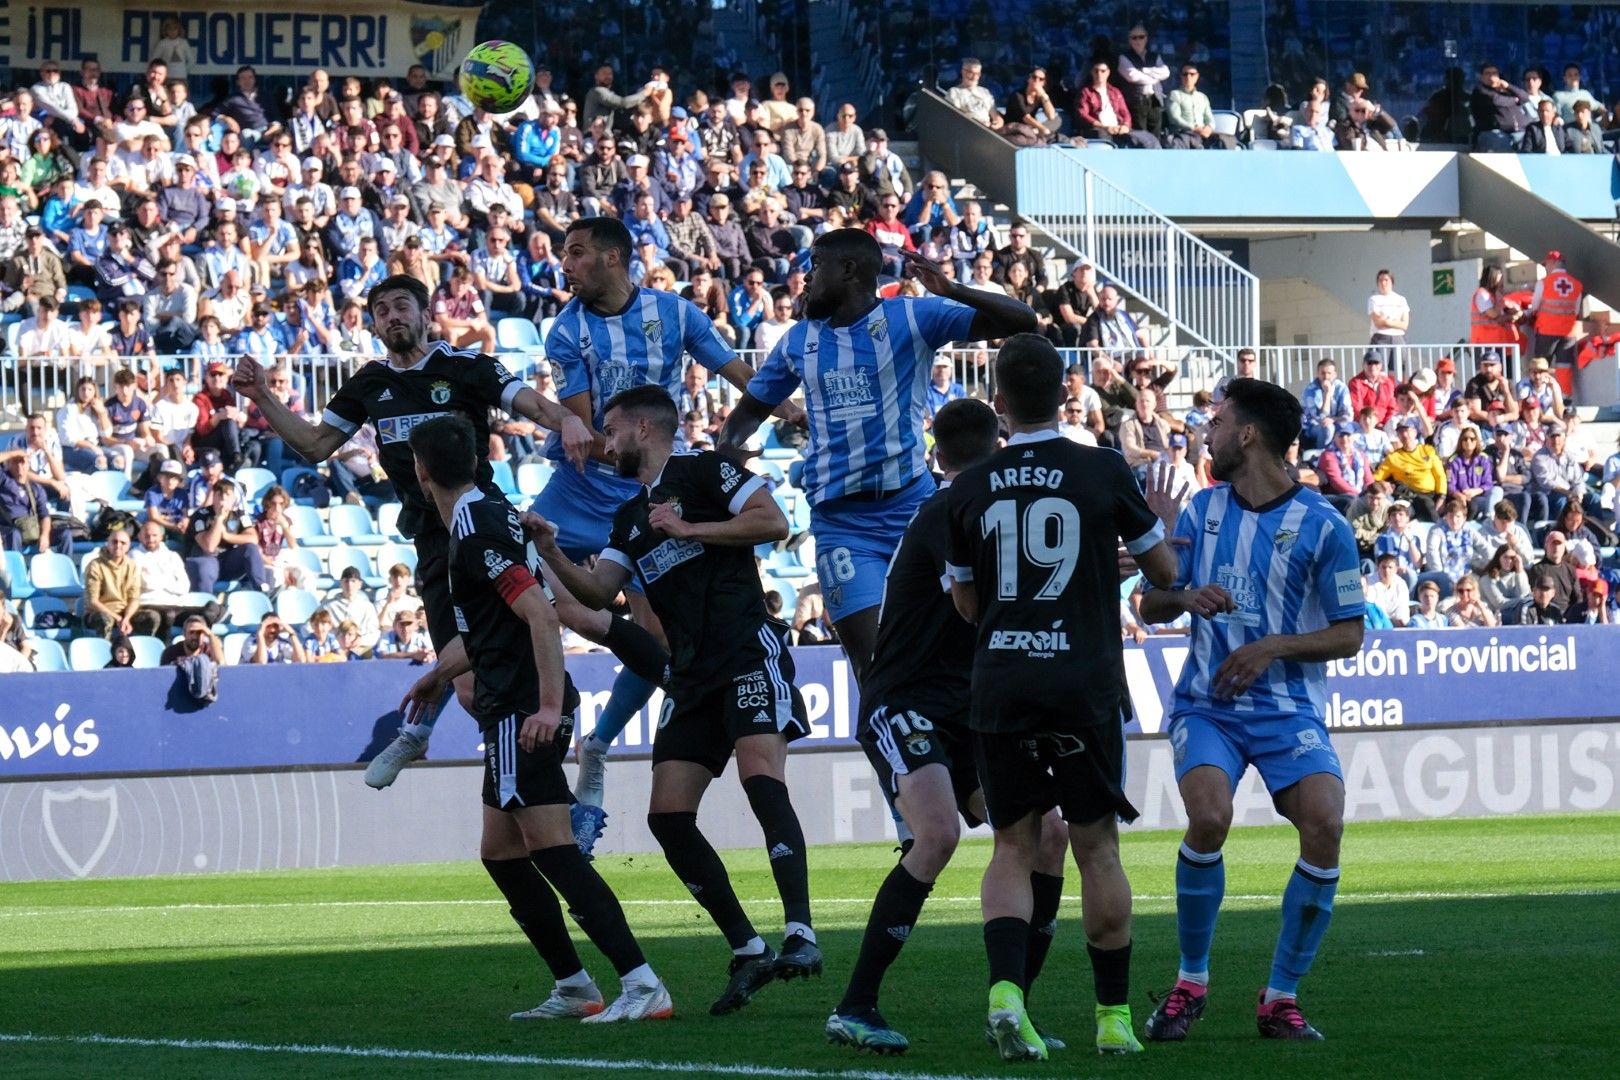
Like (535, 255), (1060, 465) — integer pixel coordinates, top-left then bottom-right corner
(837, 862), (934, 1014)
(1088, 940), (1133, 1007)
(741, 775), (813, 934)
(530, 845), (647, 978)
(483, 856), (583, 981)
(601, 617), (672, 688)
(984, 916), (1030, 989)
(646, 811), (758, 950)
(1023, 872), (1063, 1002)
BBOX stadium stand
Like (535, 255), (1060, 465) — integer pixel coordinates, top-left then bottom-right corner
(6, 2), (1620, 678)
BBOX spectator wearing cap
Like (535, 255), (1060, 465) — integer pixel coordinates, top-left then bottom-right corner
(1531, 420), (1596, 521)
(1, 225), (65, 315)
(858, 127), (912, 203)
(611, 152), (673, 219)
(1516, 355), (1566, 419)
(1300, 358), (1352, 449)
(286, 158), (336, 227)
(325, 185), (379, 263)
(654, 129), (704, 201)
(143, 456), (190, 538)
(1349, 350), (1397, 426)
(233, 301), (288, 368)
(0, 449), (66, 554)
(863, 191), (916, 278)
(192, 363), (245, 470)
(1317, 422), (1371, 513)
(156, 158), (207, 243)
(665, 193), (720, 278)
(923, 357), (967, 420)
(759, 72), (797, 131)
(1373, 418), (1446, 520)
(184, 477), (269, 593)
(374, 608), (433, 662)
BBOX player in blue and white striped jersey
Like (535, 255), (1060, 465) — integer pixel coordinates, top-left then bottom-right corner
(717, 231), (1036, 681)
(1137, 378), (1365, 1044)
(540, 218), (786, 820)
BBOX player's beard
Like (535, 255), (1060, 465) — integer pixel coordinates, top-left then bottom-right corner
(1209, 438), (1242, 482)
(804, 290), (836, 319)
(383, 319), (422, 355)
(614, 442), (642, 478)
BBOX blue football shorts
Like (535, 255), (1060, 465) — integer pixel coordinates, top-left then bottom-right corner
(530, 459), (647, 591)
(809, 474), (934, 623)
(1167, 710), (1343, 796)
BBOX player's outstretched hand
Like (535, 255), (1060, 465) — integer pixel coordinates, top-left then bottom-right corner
(399, 669), (446, 726)
(899, 249), (951, 295)
(774, 399), (808, 429)
(1144, 460), (1190, 530)
(647, 500), (693, 539)
(559, 413), (594, 473)
(1212, 638), (1277, 701)
(519, 707), (561, 752)
(231, 354), (268, 401)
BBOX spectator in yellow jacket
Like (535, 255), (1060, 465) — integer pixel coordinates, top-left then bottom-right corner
(1373, 418), (1447, 520)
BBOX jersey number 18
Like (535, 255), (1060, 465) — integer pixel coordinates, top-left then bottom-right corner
(981, 498), (1081, 601)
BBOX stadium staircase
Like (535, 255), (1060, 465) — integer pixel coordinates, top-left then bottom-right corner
(1226, 0), (1271, 109)
(913, 90), (1259, 363)
(808, 0), (878, 121)
(710, 2), (785, 88)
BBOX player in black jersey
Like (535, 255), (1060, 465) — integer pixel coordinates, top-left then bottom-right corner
(398, 415), (672, 1024)
(232, 274), (665, 796)
(827, 398), (1072, 1057)
(945, 335), (1179, 1059)
(528, 384), (819, 1017)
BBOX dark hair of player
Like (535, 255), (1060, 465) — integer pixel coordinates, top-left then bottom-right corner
(408, 414), (478, 488)
(365, 273), (431, 317)
(564, 216), (633, 266)
(1221, 377), (1304, 457)
(810, 228), (883, 279)
(993, 332), (1066, 424)
(931, 397), (1000, 473)
(603, 383), (679, 436)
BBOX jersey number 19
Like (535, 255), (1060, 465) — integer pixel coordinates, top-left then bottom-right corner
(981, 498), (1081, 601)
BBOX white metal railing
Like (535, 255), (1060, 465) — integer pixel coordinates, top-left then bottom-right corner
(1018, 151), (1260, 362)
(1251, 342), (1523, 397)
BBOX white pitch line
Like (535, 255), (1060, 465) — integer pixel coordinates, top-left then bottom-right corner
(0, 1031), (995, 1080)
(1367, 948), (1426, 957)
(0, 888), (1615, 920)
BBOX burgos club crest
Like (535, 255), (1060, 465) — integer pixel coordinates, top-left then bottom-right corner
(430, 380), (452, 404)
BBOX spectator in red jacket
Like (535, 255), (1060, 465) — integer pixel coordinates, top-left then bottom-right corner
(1074, 60), (1161, 148)
(863, 192), (915, 277)
(1348, 350), (1398, 426)
(192, 360), (245, 470)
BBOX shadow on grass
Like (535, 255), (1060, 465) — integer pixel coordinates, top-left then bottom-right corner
(2, 895), (1614, 1079)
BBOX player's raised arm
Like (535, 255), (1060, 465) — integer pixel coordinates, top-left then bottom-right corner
(231, 354), (350, 462)
(648, 482), (788, 547)
(521, 510), (631, 610)
(510, 384), (596, 472)
(900, 249), (1038, 340)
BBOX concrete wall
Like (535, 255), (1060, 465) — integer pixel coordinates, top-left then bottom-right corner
(1248, 229), (1478, 350)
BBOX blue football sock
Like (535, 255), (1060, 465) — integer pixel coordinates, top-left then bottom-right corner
(590, 668), (658, 746)
(1267, 859), (1340, 998)
(404, 683), (455, 738)
(1175, 842), (1225, 979)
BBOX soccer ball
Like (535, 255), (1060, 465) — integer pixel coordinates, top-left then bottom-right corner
(458, 40), (534, 113)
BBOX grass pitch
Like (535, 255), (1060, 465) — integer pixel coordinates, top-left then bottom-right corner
(2, 813), (1616, 1079)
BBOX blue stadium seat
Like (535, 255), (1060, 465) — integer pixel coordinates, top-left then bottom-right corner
(755, 460), (786, 484)
(496, 317), (543, 351)
(766, 577), (798, 612)
(274, 588), (319, 627)
(3, 549), (35, 600)
(517, 462), (553, 498)
(376, 542), (418, 577)
(328, 545), (383, 589)
(280, 466), (325, 505)
(128, 634), (165, 668)
(29, 638), (68, 672)
(377, 502), (405, 541)
(221, 631), (251, 666)
(327, 504), (385, 547)
(22, 597), (75, 641)
(224, 590), (273, 631)
(281, 548), (329, 590)
(285, 505), (336, 548)
(85, 470), (145, 513)
(69, 637), (112, 671)
(490, 460), (518, 496)
(28, 552), (83, 599)
(235, 467), (278, 506)
(79, 549), (102, 579)
(787, 459), (806, 488)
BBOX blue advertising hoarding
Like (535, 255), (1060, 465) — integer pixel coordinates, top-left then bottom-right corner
(0, 628), (1604, 780)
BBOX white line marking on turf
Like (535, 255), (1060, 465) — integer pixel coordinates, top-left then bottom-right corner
(1, 888), (1615, 920)
(1367, 949), (1426, 957)
(0, 1032), (996, 1080)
